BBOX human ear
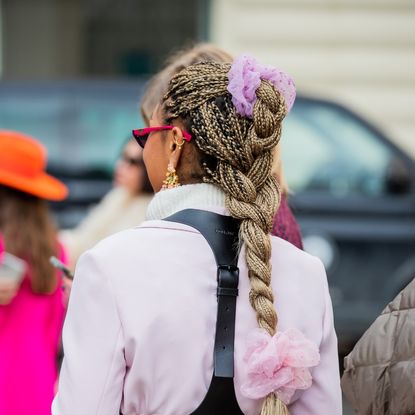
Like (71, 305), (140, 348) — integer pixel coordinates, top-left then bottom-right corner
(167, 127), (185, 169)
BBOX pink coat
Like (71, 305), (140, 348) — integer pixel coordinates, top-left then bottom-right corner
(53, 214), (341, 415)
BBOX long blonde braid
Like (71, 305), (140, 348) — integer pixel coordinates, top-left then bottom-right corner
(164, 62), (290, 415)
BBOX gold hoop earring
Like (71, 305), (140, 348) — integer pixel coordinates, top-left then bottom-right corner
(162, 163), (180, 190)
(173, 137), (185, 149)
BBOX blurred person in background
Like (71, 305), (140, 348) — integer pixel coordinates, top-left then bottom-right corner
(52, 55), (340, 415)
(60, 139), (153, 269)
(341, 277), (415, 415)
(140, 43), (303, 250)
(0, 131), (68, 415)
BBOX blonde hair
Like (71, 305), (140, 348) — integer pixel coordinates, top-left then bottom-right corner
(140, 43), (288, 194)
(272, 145), (288, 192)
(163, 62), (290, 415)
(140, 43), (233, 124)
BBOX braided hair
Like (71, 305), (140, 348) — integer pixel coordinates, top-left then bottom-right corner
(163, 62), (290, 415)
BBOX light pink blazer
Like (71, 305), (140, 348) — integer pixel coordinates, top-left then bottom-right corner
(52, 216), (341, 415)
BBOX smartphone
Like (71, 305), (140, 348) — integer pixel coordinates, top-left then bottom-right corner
(50, 256), (74, 280)
(0, 252), (26, 283)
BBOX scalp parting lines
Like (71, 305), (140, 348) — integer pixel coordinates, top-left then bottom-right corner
(164, 62), (230, 117)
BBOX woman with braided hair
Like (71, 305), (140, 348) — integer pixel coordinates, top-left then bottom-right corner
(141, 43), (303, 250)
(53, 55), (341, 415)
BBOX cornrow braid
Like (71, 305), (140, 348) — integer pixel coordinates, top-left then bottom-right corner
(165, 63), (230, 116)
(163, 62), (290, 415)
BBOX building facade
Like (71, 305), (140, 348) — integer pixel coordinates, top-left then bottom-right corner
(210, 0), (415, 156)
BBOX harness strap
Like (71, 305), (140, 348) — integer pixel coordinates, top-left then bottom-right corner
(165, 209), (240, 379)
(164, 209), (244, 414)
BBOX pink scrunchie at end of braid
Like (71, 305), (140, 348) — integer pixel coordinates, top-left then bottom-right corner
(227, 54), (296, 118)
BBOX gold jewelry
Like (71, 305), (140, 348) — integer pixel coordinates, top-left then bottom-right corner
(162, 163), (180, 189)
(173, 137), (185, 149)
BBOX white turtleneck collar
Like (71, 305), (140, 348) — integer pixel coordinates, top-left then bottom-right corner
(146, 183), (227, 220)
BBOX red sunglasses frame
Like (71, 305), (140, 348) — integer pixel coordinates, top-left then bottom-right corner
(132, 126), (192, 149)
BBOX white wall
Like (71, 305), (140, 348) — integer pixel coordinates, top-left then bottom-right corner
(210, 0), (415, 156)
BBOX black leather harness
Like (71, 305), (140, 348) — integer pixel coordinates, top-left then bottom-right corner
(164, 209), (245, 415)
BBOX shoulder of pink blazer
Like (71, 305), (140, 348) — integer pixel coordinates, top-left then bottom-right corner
(84, 219), (326, 292)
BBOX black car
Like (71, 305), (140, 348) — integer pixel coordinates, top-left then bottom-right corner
(282, 98), (415, 352)
(1, 81), (415, 353)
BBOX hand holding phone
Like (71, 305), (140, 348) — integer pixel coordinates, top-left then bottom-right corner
(0, 252), (26, 282)
(0, 252), (26, 305)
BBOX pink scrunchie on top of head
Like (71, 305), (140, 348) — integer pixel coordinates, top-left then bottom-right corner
(227, 54), (296, 118)
(240, 328), (320, 405)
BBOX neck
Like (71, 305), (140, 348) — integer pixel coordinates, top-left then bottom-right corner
(146, 183), (227, 220)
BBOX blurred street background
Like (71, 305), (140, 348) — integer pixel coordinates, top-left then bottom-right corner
(1, 1), (415, 413)
(1, 0), (415, 154)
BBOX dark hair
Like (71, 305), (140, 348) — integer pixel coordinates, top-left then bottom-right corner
(120, 138), (153, 195)
(0, 185), (59, 294)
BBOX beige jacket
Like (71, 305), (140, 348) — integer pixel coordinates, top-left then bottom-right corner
(60, 187), (152, 268)
(342, 278), (415, 415)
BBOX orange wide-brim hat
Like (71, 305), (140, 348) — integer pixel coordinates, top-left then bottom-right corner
(0, 130), (68, 201)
